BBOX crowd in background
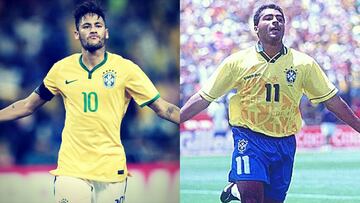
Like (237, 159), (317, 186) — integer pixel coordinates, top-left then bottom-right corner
(1, 0), (360, 166)
(0, 0), (179, 166)
(180, 0), (360, 135)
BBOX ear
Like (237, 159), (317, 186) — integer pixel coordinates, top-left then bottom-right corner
(105, 28), (109, 39)
(254, 26), (258, 33)
(74, 30), (79, 40)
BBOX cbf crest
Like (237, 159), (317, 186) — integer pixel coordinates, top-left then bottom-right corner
(284, 66), (298, 85)
(59, 198), (69, 203)
(237, 139), (248, 154)
(103, 69), (117, 88)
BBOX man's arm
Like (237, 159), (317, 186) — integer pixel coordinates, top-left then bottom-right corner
(148, 97), (180, 124)
(0, 92), (47, 122)
(180, 93), (211, 123)
(323, 95), (360, 133)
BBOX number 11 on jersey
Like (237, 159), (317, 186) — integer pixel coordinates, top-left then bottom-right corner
(265, 83), (280, 102)
(236, 156), (250, 174)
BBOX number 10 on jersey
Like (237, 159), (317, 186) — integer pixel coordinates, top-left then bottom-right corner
(82, 92), (98, 112)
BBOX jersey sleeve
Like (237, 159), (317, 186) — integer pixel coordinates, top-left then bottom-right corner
(43, 63), (60, 96)
(303, 59), (338, 104)
(125, 63), (160, 107)
(199, 55), (241, 102)
(34, 82), (54, 101)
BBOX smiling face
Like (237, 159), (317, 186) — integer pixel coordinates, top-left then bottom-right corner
(74, 13), (109, 52)
(255, 8), (285, 46)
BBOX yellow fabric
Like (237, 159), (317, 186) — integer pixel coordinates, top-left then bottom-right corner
(44, 52), (159, 182)
(200, 47), (337, 137)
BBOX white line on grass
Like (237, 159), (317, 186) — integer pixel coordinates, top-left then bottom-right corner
(181, 190), (360, 200)
(182, 189), (219, 195)
(287, 193), (360, 200)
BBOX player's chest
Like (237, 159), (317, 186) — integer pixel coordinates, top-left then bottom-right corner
(240, 62), (304, 88)
(56, 66), (125, 97)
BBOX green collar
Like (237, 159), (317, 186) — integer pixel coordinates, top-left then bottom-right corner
(255, 42), (287, 63)
(79, 52), (108, 79)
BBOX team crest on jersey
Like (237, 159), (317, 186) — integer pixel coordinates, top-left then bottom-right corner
(103, 69), (117, 88)
(237, 139), (248, 154)
(284, 66), (298, 85)
(59, 198), (69, 203)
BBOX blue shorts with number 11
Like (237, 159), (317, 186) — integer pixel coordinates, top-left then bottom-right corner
(228, 126), (296, 201)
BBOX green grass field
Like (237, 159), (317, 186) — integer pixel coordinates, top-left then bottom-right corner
(181, 149), (360, 203)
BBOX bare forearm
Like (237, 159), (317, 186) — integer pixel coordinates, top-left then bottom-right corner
(180, 93), (211, 123)
(325, 96), (360, 133)
(148, 98), (180, 124)
(328, 105), (360, 132)
(157, 102), (180, 124)
(0, 93), (46, 122)
(0, 100), (34, 122)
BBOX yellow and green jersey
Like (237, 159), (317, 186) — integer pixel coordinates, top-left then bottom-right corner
(43, 52), (159, 182)
(200, 44), (337, 137)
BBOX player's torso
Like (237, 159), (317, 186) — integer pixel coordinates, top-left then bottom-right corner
(229, 48), (305, 136)
(51, 53), (131, 181)
(55, 53), (133, 156)
(56, 53), (129, 129)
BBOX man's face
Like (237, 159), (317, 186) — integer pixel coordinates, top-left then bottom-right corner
(255, 8), (285, 45)
(75, 13), (108, 52)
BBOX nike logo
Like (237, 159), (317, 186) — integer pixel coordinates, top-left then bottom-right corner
(65, 79), (78, 84)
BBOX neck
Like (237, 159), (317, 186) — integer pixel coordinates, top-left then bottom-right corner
(260, 41), (283, 58)
(81, 47), (106, 71)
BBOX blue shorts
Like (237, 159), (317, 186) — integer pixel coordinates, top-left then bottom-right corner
(228, 127), (296, 201)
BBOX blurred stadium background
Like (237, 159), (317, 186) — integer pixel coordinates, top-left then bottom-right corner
(0, 0), (179, 202)
(180, 0), (360, 202)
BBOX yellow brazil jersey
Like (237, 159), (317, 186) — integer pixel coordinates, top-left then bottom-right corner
(200, 43), (338, 137)
(43, 52), (159, 182)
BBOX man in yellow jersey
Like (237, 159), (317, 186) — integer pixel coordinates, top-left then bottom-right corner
(0, 1), (179, 203)
(181, 3), (360, 203)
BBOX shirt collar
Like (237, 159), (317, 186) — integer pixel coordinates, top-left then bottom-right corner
(255, 42), (288, 63)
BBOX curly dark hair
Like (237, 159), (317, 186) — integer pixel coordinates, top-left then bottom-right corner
(74, 0), (106, 30)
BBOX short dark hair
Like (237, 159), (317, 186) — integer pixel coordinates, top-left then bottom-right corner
(74, 0), (106, 30)
(253, 4), (285, 26)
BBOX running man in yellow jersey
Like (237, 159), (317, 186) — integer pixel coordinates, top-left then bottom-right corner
(0, 1), (179, 203)
(181, 3), (360, 203)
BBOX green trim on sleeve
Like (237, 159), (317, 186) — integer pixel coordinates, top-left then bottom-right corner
(199, 90), (215, 102)
(310, 88), (338, 104)
(79, 52), (108, 79)
(140, 93), (160, 108)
